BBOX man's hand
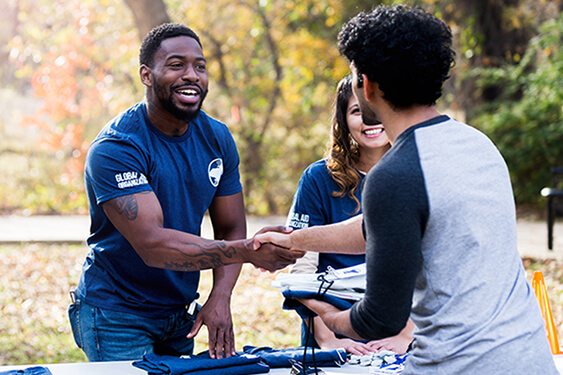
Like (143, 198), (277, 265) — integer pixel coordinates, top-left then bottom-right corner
(187, 294), (234, 359)
(310, 316), (373, 356)
(253, 230), (293, 251)
(366, 334), (411, 355)
(366, 320), (415, 355)
(246, 226), (304, 271)
(326, 338), (374, 356)
(249, 243), (305, 271)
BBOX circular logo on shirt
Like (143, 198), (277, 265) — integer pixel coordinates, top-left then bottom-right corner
(208, 158), (223, 187)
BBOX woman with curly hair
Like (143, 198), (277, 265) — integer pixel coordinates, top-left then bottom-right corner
(285, 75), (413, 355)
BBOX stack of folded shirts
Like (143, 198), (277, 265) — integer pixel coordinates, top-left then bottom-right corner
(272, 263), (366, 319)
(132, 352), (269, 375)
(272, 263), (366, 301)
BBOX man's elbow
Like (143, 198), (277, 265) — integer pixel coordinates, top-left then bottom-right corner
(137, 247), (162, 268)
(130, 238), (166, 268)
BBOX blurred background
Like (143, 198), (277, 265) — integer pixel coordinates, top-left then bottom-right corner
(0, 0), (562, 366)
(0, 0), (562, 217)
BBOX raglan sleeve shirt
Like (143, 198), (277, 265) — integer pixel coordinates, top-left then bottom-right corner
(350, 130), (428, 340)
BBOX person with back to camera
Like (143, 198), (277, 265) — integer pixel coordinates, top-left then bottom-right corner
(69, 23), (302, 362)
(286, 75), (414, 356)
(256, 5), (558, 374)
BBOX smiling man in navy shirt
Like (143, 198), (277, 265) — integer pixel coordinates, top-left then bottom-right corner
(69, 23), (302, 362)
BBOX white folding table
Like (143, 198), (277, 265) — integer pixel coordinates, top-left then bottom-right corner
(1, 355), (562, 374)
(0, 361), (369, 375)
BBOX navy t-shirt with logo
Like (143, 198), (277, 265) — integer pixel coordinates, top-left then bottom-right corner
(76, 102), (242, 318)
(286, 159), (365, 272)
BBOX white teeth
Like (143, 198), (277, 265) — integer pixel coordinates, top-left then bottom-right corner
(179, 89), (198, 96)
(364, 128), (383, 135)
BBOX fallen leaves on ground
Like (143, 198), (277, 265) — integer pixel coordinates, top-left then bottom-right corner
(0, 244), (561, 365)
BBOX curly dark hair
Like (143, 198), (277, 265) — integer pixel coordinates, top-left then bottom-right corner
(338, 5), (456, 109)
(139, 23), (202, 68)
(325, 75), (363, 214)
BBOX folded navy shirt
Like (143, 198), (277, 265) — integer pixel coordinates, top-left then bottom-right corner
(132, 352), (269, 375)
(242, 345), (347, 368)
(131, 346), (347, 374)
(0, 367), (52, 375)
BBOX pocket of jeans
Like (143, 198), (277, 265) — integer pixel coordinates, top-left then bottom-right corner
(68, 300), (83, 349)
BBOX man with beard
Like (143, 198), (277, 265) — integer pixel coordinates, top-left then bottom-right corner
(69, 23), (302, 362)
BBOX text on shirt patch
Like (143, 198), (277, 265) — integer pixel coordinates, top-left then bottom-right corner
(115, 171), (148, 189)
(287, 212), (309, 228)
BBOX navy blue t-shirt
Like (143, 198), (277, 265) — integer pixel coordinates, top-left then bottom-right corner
(76, 102), (242, 318)
(286, 159), (365, 272)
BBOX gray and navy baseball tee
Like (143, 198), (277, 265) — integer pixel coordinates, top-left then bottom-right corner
(351, 116), (557, 374)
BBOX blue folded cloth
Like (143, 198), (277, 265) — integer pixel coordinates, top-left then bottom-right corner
(281, 289), (355, 320)
(132, 352), (269, 375)
(242, 345), (347, 368)
(0, 367), (52, 375)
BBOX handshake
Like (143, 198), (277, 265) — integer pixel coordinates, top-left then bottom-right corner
(247, 226), (305, 272)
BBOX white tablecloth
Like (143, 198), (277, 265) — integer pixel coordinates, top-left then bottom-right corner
(0, 361), (367, 375)
(1, 355), (562, 374)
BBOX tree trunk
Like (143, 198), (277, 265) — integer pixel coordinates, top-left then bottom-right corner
(122, 0), (171, 40)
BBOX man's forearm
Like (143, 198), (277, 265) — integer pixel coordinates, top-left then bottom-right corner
(301, 298), (362, 340)
(211, 225), (245, 297)
(143, 228), (252, 271)
(290, 214), (365, 254)
(324, 310), (362, 340)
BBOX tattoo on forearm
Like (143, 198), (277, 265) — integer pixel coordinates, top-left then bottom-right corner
(113, 195), (139, 220)
(163, 241), (237, 271)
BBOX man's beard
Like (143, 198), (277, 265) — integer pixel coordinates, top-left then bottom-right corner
(154, 80), (208, 123)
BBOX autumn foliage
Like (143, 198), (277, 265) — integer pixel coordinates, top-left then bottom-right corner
(2, 0), (563, 214)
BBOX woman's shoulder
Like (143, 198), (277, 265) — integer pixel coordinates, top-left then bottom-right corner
(303, 159), (330, 176)
(297, 159), (339, 191)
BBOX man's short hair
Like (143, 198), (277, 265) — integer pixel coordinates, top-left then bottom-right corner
(139, 23), (202, 68)
(338, 5), (456, 109)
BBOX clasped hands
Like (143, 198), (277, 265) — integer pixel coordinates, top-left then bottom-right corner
(252, 229), (332, 314)
(247, 226), (303, 272)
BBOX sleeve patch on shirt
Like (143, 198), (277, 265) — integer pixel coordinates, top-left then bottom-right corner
(115, 171), (148, 189)
(208, 158), (224, 187)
